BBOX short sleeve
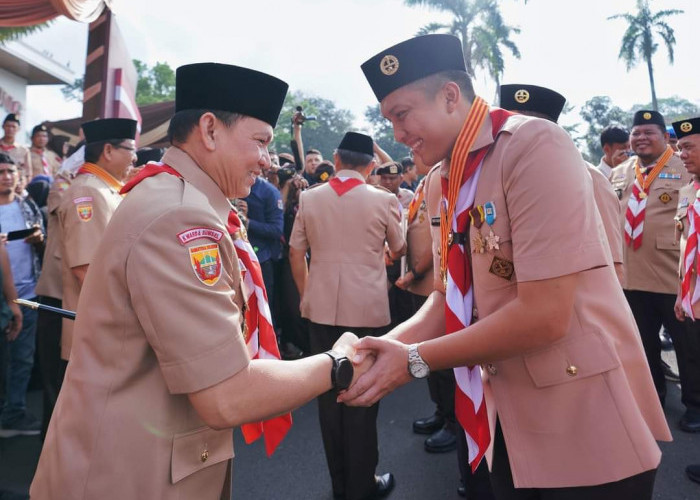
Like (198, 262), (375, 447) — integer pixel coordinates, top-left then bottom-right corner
(126, 205), (250, 394)
(503, 120), (609, 282)
(61, 186), (113, 269)
(385, 195), (405, 253)
(288, 193), (308, 251)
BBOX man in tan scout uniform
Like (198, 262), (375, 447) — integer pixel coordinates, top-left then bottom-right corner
(670, 117), (700, 436)
(289, 131), (403, 500)
(338, 34), (670, 499)
(31, 63), (367, 500)
(499, 83), (624, 283)
(610, 110), (699, 426)
(673, 115), (700, 487)
(28, 124), (62, 179)
(56, 118), (137, 361)
(0, 114), (30, 173)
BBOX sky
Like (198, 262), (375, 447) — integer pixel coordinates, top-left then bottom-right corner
(21, 0), (700, 142)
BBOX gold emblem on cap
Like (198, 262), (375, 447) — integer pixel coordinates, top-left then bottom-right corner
(514, 89), (530, 104)
(643, 112), (652, 120)
(680, 122), (693, 133)
(380, 55), (399, 76)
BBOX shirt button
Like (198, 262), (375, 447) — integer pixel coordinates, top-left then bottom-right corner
(486, 364), (497, 376)
(566, 365), (578, 377)
(201, 449), (209, 463)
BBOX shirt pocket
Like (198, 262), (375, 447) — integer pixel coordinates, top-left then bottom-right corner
(171, 426), (234, 484)
(523, 332), (620, 388)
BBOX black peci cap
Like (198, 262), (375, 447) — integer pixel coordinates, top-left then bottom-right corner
(376, 161), (403, 175)
(175, 63), (288, 127)
(362, 34), (466, 103)
(31, 124), (49, 136)
(135, 147), (164, 166)
(499, 84), (566, 123)
(632, 110), (665, 128)
(672, 117), (700, 139)
(337, 132), (374, 156)
(82, 118), (138, 144)
(3, 113), (20, 125)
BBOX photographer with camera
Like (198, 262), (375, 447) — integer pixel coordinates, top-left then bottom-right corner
(291, 107), (324, 186)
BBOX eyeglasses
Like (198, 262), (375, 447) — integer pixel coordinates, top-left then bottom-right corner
(113, 144), (136, 153)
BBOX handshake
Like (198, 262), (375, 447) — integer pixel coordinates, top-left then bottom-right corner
(329, 331), (416, 407)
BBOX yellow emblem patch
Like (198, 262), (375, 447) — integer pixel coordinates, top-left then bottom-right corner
(189, 243), (222, 286)
(380, 55), (399, 76)
(643, 112), (652, 120)
(659, 192), (672, 204)
(514, 89), (530, 104)
(76, 203), (92, 221)
(680, 122), (693, 133)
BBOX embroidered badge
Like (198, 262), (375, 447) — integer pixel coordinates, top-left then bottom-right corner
(189, 244), (222, 286)
(57, 181), (70, 192)
(177, 227), (224, 245)
(659, 192), (672, 204)
(489, 256), (515, 281)
(73, 196), (94, 222)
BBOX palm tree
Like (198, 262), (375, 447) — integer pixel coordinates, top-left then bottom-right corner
(608, 0), (684, 111)
(406, 0), (520, 93)
(0, 23), (51, 44)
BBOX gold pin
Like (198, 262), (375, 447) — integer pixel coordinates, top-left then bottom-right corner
(380, 55), (399, 75)
(514, 89), (530, 103)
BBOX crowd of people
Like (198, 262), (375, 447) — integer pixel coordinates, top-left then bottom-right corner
(0, 32), (698, 500)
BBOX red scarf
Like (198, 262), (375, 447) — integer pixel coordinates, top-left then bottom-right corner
(121, 162), (292, 455)
(328, 176), (364, 196)
(681, 181), (700, 319)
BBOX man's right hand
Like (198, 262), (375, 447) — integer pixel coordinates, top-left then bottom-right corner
(6, 302), (22, 341)
(674, 294), (686, 322)
(611, 149), (630, 167)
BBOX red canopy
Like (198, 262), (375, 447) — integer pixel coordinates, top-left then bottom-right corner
(0, 0), (108, 27)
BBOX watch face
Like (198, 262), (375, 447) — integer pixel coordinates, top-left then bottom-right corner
(336, 358), (354, 390)
(410, 361), (430, 379)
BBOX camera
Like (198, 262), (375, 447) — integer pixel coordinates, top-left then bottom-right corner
(294, 106), (317, 124)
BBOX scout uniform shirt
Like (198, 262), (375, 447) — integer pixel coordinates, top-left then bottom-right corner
(406, 175), (434, 297)
(587, 165), (624, 266)
(29, 146), (62, 178)
(289, 169), (405, 328)
(56, 163), (123, 360)
(675, 182), (700, 318)
(611, 153), (689, 293)
(35, 173), (71, 301)
(425, 113), (670, 488)
(30, 147), (250, 500)
(0, 142), (30, 172)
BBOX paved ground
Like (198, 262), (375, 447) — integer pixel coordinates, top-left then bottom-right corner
(1, 351), (698, 499)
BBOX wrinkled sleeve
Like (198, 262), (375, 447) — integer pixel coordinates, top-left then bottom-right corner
(62, 186), (111, 269)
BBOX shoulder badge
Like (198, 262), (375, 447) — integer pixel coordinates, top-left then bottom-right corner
(57, 181), (70, 193)
(73, 196), (93, 222)
(177, 227), (224, 245)
(189, 243), (222, 286)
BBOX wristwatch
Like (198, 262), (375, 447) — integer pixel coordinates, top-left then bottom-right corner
(323, 350), (354, 391)
(407, 344), (430, 378)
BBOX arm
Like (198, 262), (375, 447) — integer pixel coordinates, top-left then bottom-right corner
(0, 244), (22, 340)
(395, 244), (433, 290)
(291, 112), (305, 172)
(71, 264), (89, 287)
(373, 142), (393, 165)
(289, 245), (308, 298)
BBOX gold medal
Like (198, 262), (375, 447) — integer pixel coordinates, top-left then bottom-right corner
(485, 229), (500, 252)
(472, 231), (486, 254)
(639, 191), (647, 199)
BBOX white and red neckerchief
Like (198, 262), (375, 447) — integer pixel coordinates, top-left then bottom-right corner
(681, 181), (700, 319)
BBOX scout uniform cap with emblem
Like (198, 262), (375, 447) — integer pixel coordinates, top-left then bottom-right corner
(337, 131), (374, 156)
(136, 147), (164, 166)
(314, 162), (335, 183)
(672, 117), (700, 139)
(175, 63), (288, 127)
(376, 161), (404, 175)
(3, 113), (20, 125)
(499, 84), (566, 123)
(31, 124), (49, 136)
(82, 118), (138, 145)
(632, 109), (665, 128)
(361, 34), (466, 102)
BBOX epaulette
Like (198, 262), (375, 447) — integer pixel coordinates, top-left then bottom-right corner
(370, 184), (392, 194)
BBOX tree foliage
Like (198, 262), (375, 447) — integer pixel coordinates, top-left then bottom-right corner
(364, 105), (410, 161)
(404, 0), (520, 90)
(273, 91), (355, 160)
(0, 23), (51, 44)
(608, 0), (684, 111)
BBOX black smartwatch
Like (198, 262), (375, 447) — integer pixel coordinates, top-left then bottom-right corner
(323, 350), (354, 391)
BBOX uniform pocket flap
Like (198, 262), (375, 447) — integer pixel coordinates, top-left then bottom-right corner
(171, 426), (234, 484)
(524, 333), (620, 388)
(656, 235), (679, 251)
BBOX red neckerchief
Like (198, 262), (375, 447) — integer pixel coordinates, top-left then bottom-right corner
(120, 162), (181, 194)
(328, 176), (364, 196)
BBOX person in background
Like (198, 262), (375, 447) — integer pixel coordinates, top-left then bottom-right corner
(597, 125), (631, 180)
(29, 124), (62, 179)
(313, 160), (335, 184)
(0, 114), (29, 173)
(400, 157), (419, 191)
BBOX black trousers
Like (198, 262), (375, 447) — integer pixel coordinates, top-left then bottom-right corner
(624, 290), (700, 410)
(309, 322), (386, 500)
(490, 421), (656, 499)
(35, 296), (66, 439)
(276, 255), (308, 352)
(456, 427), (496, 499)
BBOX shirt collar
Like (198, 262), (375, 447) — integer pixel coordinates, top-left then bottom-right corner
(335, 169), (366, 181)
(161, 147), (233, 224)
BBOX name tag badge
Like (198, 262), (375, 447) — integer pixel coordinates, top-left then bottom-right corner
(430, 216), (441, 227)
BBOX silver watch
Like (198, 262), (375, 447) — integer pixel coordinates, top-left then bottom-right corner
(407, 344), (430, 378)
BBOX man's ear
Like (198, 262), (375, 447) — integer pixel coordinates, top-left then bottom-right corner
(442, 81), (461, 113)
(198, 112), (218, 152)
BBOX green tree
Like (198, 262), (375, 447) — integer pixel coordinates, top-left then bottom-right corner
(364, 105), (410, 161)
(629, 96), (700, 123)
(608, 0), (684, 111)
(579, 96), (631, 163)
(0, 23), (51, 43)
(406, 0), (521, 91)
(134, 60), (175, 106)
(273, 91), (355, 161)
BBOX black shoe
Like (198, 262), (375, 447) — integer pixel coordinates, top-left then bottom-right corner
(662, 360), (680, 383)
(424, 427), (457, 453)
(0, 413), (41, 438)
(413, 413), (444, 435)
(660, 329), (673, 351)
(374, 472), (395, 498)
(680, 410), (700, 433)
(687, 464), (700, 484)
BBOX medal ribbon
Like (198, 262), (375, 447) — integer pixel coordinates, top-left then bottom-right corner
(439, 97), (512, 472)
(77, 162), (124, 194)
(681, 181), (700, 319)
(625, 146), (674, 250)
(121, 162), (292, 455)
